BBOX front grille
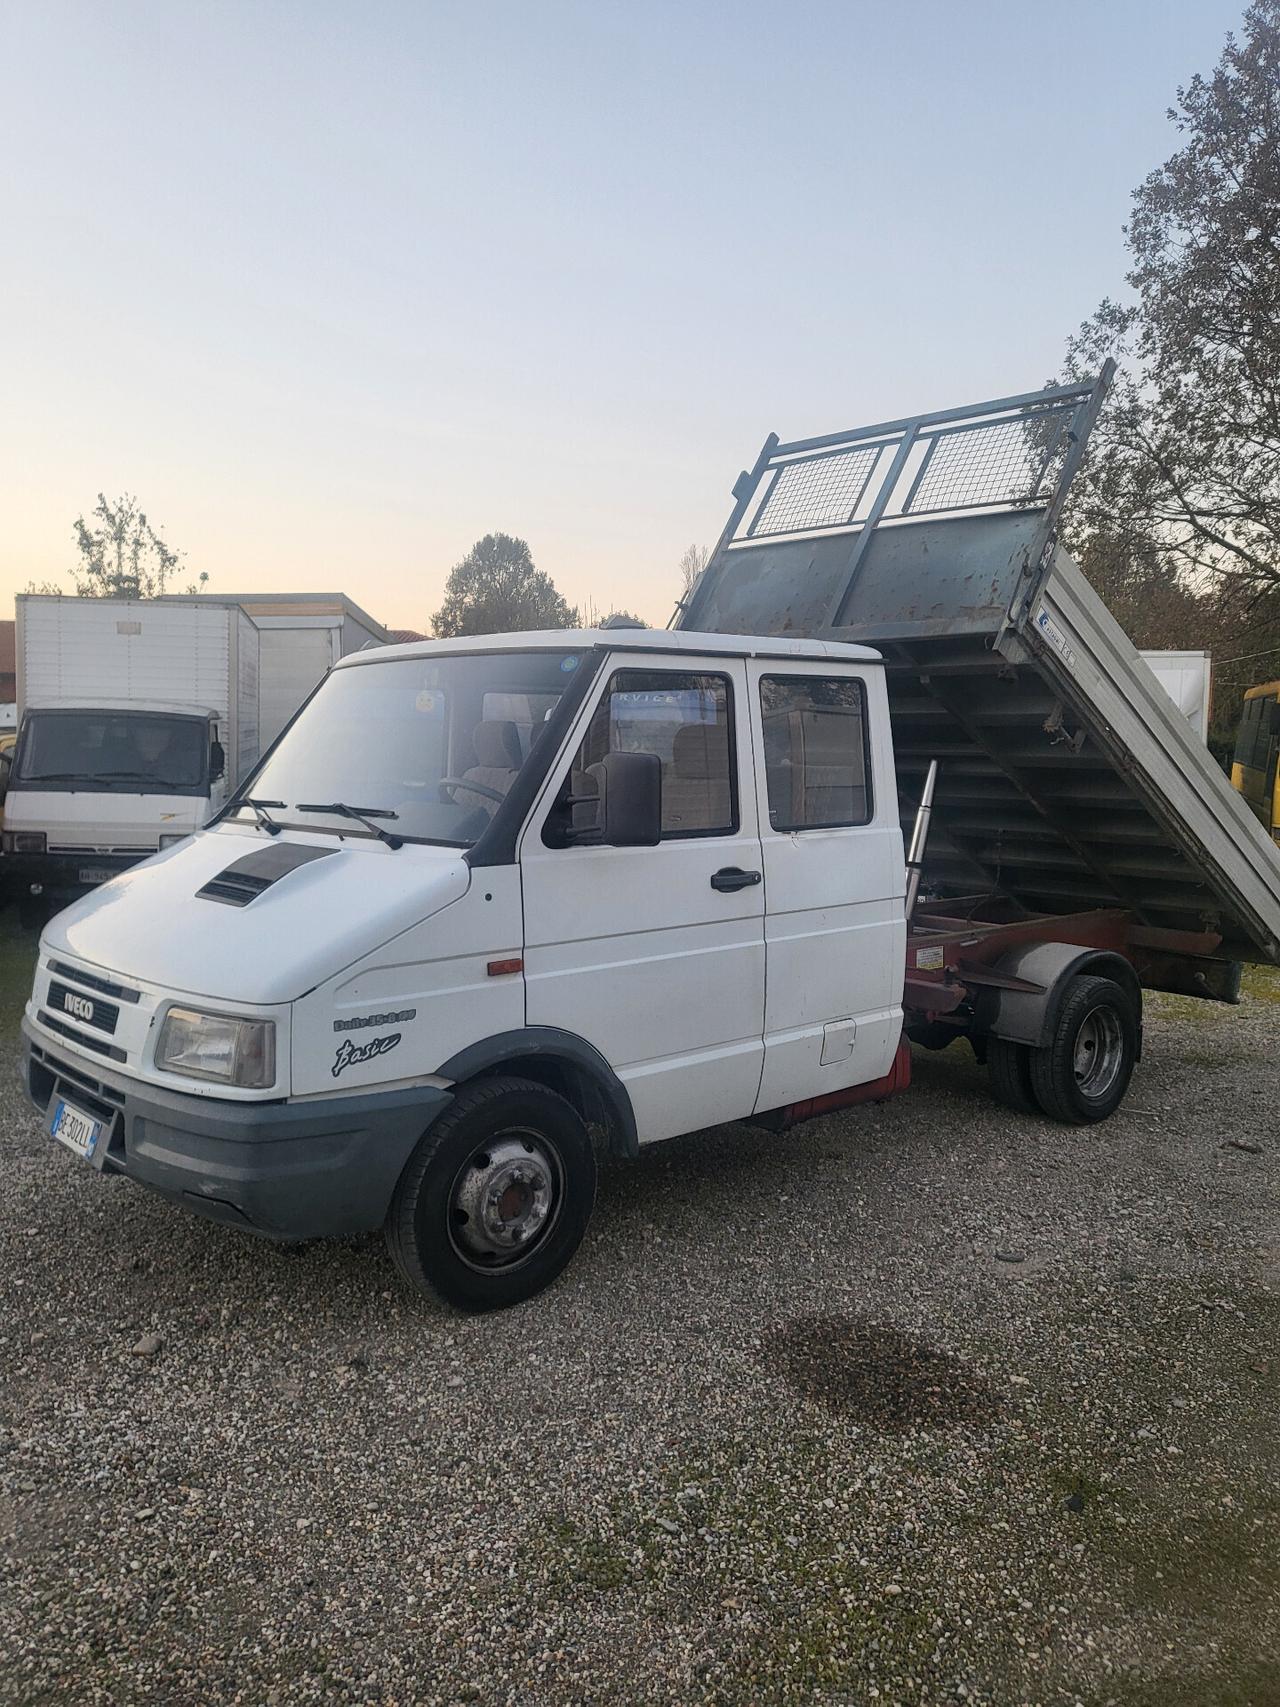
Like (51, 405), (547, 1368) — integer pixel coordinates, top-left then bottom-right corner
(47, 980), (119, 1036)
(49, 960), (142, 1004)
(30, 1041), (125, 1124)
(38, 1011), (127, 1063)
(48, 845), (140, 856)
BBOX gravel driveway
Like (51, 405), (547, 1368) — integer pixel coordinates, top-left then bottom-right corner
(1, 937), (1277, 1707)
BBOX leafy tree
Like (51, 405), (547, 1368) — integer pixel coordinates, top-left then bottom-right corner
(1063, 2), (1280, 604)
(432, 533), (576, 637)
(30, 493), (207, 598)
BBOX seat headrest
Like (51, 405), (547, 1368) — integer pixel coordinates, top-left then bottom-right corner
(672, 722), (724, 781)
(472, 719), (522, 770)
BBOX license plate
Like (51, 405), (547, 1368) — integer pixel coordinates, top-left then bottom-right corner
(50, 1099), (103, 1160)
(78, 867), (117, 884)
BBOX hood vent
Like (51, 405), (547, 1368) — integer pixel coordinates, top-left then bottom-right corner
(197, 843), (336, 908)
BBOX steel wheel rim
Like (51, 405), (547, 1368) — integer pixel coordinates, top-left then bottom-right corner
(446, 1126), (564, 1273)
(1073, 1006), (1124, 1099)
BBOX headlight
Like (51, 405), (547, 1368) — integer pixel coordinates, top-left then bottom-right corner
(155, 1007), (276, 1088)
(2, 831), (46, 853)
(157, 833), (188, 849)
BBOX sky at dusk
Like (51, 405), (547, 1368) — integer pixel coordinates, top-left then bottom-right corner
(0, 0), (1250, 633)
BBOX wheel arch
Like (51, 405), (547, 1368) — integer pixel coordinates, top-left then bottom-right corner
(436, 1027), (639, 1159)
(983, 943), (1143, 1057)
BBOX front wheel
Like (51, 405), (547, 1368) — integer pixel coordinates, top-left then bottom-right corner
(1028, 975), (1138, 1124)
(385, 1076), (597, 1312)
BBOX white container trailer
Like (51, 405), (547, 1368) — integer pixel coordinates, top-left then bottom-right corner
(6, 592), (386, 917)
(1138, 649), (1212, 742)
(163, 593), (388, 750)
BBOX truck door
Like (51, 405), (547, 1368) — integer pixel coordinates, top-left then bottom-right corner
(746, 661), (905, 1113)
(520, 655), (766, 1144)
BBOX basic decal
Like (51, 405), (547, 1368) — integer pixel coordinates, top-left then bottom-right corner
(332, 1032), (402, 1078)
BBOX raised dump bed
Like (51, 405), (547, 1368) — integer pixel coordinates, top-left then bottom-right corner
(677, 366), (1280, 977)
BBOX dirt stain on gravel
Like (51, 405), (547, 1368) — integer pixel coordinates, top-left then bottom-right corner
(771, 1314), (1007, 1431)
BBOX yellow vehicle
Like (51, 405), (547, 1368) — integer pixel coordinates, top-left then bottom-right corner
(1232, 681), (1280, 846)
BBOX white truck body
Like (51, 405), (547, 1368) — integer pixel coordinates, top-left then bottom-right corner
(7, 593), (386, 906)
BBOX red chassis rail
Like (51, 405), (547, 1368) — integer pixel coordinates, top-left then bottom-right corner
(904, 900), (1240, 1020)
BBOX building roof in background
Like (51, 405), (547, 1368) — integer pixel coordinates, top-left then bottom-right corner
(388, 628), (427, 644)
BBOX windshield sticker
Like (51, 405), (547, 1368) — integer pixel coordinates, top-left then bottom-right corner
(333, 1008), (417, 1033)
(332, 1032), (402, 1078)
(560, 655), (579, 672)
(415, 691), (443, 714)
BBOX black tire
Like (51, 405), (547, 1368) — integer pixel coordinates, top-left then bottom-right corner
(385, 1076), (597, 1312)
(987, 1035), (1040, 1114)
(1027, 975), (1138, 1125)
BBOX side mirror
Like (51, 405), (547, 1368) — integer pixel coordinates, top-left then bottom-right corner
(210, 740), (226, 783)
(589, 750), (662, 846)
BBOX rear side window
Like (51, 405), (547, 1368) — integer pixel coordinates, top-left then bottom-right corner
(760, 675), (871, 830)
(566, 670), (736, 840)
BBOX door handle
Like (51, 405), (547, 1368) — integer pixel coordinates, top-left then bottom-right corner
(711, 866), (762, 892)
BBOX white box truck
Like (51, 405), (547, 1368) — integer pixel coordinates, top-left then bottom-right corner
(5, 593), (386, 919)
(18, 373), (1280, 1313)
(1138, 649), (1212, 742)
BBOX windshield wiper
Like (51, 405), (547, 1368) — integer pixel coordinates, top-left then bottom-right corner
(235, 797), (286, 836)
(295, 801), (404, 850)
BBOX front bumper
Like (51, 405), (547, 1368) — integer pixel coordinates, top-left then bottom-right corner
(23, 1021), (451, 1239)
(6, 850), (148, 904)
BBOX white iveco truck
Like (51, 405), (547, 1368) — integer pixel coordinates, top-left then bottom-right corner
(21, 373), (1280, 1311)
(6, 593), (386, 922)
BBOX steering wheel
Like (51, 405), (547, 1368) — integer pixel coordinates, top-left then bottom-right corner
(438, 776), (506, 805)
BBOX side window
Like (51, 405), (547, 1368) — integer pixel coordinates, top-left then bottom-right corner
(550, 670), (736, 843)
(760, 675), (871, 831)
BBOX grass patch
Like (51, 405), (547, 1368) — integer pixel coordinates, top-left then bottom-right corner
(0, 919), (38, 1036)
(1241, 962), (1280, 1005)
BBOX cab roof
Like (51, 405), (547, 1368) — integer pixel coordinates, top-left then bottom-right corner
(335, 628), (882, 669)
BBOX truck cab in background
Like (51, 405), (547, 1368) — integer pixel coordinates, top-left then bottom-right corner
(2, 700), (227, 923)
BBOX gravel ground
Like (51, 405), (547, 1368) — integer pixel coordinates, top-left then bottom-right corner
(1, 932), (1278, 1707)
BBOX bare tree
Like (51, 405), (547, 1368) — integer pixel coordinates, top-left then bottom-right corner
(30, 493), (206, 598)
(677, 543), (710, 601)
(579, 595), (649, 630)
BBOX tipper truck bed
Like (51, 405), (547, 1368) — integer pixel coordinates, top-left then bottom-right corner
(677, 365), (1280, 1003)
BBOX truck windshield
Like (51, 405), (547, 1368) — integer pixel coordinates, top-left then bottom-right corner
(13, 710), (211, 795)
(235, 648), (589, 846)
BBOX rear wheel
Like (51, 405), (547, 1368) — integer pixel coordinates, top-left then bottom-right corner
(1028, 975), (1137, 1125)
(385, 1076), (597, 1312)
(987, 1036), (1039, 1114)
